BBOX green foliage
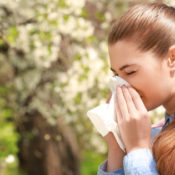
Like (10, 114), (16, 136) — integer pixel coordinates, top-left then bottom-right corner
(6, 27), (19, 44)
(0, 87), (19, 159)
(81, 150), (105, 175)
(95, 13), (106, 22)
(58, 0), (67, 8)
(2, 157), (27, 175)
(81, 9), (88, 18)
(74, 92), (82, 104)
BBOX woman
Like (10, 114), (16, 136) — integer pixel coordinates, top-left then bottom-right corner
(98, 2), (175, 175)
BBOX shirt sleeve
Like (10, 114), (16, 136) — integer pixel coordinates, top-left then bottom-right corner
(123, 148), (159, 175)
(97, 127), (161, 175)
(97, 149), (159, 175)
(97, 160), (124, 175)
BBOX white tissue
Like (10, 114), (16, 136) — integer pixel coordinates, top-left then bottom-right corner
(87, 76), (130, 152)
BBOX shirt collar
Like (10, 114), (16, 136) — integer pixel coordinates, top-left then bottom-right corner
(165, 111), (175, 124)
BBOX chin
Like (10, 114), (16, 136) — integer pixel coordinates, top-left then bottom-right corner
(145, 101), (161, 111)
(141, 97), (154, 111)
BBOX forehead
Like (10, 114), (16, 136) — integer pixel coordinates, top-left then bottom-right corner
(108, 40), (163, 72)
(109, 40), (146, 65)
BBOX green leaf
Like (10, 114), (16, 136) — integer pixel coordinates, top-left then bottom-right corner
(85, 36), (97, 43)
(6, 27), (19, 44)
(63, 15), (69, 22)
(81, 9), (88, 18)
(95, 13), (105, 22)
(58, 0), (66, 8)
(73, 54), (81, 61)
(74, 92), (82, 104)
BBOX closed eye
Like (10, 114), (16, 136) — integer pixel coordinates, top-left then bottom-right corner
(126, 71), (136, 75)
(113, 71), (136, 76)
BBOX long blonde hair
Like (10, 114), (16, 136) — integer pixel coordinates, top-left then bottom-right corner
(108, 3), (175, 174)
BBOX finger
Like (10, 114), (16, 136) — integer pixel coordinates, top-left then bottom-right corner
(122, 86), (137, 115)
(116, 86), (130, 120)
(128, 87), (147, 112)
(115, 95), (122, 123)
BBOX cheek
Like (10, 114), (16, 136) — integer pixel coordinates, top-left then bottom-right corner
(141, 80), (170, 110)
(131, 72), (168, 110)
(127, 68), (170, 110)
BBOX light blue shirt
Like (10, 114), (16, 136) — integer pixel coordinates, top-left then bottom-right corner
(97, 111), (175, 175)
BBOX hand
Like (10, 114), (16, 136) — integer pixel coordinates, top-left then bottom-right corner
(104, 93), (126, 172)
(115, 85), (152, 154)
(104, 132), (126, 171)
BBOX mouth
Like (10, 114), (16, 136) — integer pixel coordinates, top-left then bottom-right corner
(141, 96), (144, 101)
(137, 91), (143, 98)
(139, 94), (144, 99)
(131, 87), (143, 99)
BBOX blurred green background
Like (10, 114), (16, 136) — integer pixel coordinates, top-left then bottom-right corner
(0, 0), (173, 174)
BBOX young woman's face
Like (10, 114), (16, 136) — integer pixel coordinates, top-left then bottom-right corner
(109, 40), (174, 111)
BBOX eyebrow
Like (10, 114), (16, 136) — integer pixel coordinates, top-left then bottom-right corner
(110, 64), (134, 73)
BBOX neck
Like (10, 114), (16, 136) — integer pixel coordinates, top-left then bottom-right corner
(163, 95), (175, 116)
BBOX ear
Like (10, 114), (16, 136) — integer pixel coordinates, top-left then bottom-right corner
(168, 45), (175, 72)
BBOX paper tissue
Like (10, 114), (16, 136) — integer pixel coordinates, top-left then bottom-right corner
(87, 76), (130, 152)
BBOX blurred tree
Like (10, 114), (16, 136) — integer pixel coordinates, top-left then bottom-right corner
(0, 1), (81, 174)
